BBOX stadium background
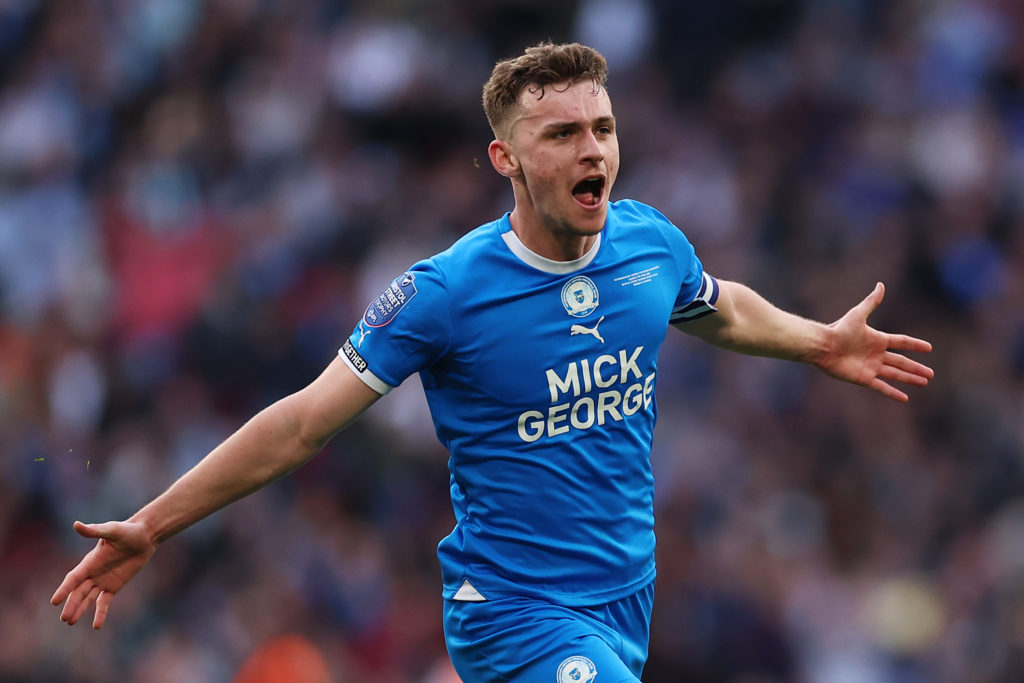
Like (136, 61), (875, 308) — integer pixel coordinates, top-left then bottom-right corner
(1, 0), (1022, 681)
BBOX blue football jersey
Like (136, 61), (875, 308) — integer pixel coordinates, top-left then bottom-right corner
(339, 199), (718, 606)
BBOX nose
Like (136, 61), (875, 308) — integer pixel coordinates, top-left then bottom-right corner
(579, 130), (604, 164)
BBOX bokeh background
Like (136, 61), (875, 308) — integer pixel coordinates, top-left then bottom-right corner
(1, 0), (1022, 681)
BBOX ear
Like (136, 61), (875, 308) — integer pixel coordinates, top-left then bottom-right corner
(488, 139), (521, 178)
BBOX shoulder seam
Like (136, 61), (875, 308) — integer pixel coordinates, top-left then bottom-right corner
(644, 207), (684, 285)
(428, 257), (454, 358)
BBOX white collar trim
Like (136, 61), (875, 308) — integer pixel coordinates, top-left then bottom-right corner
(500, 228), (601, 274)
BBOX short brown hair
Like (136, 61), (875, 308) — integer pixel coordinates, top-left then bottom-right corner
(482, 42), (608, 137)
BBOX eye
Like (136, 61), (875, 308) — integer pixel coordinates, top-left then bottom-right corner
(552, 128), (572, 139)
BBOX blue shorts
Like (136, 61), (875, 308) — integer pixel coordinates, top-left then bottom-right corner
(443, 582), (654, 683)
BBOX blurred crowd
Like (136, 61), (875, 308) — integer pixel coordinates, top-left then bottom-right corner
(0, 0), (1022, 681)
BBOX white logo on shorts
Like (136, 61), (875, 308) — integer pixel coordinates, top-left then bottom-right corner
(556, 655), (597, 683)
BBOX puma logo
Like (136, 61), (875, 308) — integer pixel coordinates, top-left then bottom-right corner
(570, 316), (605, 343)
(357, 321), (372, 347)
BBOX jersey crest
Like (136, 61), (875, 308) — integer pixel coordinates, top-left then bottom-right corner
(364, 272), (418, 327)
(561, 276), (600, 317)
(557, 656), (597, 683)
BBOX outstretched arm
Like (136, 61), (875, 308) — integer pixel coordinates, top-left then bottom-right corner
(675, 280), (933, 402)
(51, 357), (381, 629)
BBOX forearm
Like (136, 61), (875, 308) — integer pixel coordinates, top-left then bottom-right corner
(128, 394), (323, 544)
(679, 280), (831, 365)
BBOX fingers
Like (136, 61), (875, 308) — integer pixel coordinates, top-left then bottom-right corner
(887, 333), (933, 355)
(52, 522), (110, 607)
(51, 564), (87, 606)
(855, 282), (885, 318)
(871, 281), (884, 302)
(53, 572), (117, 630)
(51, 582), (69, 607)
(68, 586), (101, 626)
(869, 378), (909, 403)
(60, 584), (114, 630)
(878, 363), (930, 387)
(58, 577), (94, 624)
(868, 349), (934, 402)
(884, 352), (934, 382)
(74, 520), (119, 540)
(850, 283), (934, 358)
(54, 520), (134, 628)
(93, 591), (113, 630)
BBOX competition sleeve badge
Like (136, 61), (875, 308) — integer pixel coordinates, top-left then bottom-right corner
(364, 272), (418, 327)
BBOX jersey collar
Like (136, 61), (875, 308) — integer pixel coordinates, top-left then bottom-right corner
(499, 220), (602, 275)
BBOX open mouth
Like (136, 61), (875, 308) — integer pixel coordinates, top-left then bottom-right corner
(572, 176), (605, 207)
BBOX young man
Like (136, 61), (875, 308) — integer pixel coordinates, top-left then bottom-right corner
(52, 43), (933, 682)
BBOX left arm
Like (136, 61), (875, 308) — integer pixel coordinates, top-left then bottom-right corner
(675, 280), (933, 402)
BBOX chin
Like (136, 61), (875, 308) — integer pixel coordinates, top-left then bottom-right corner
(571, 206), (607, 234)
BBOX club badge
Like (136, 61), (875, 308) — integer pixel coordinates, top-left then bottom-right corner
(561, 276), (599, 317)
(557, 655), (597, 683)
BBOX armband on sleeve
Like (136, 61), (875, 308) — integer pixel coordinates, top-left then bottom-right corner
(670, 272), (719, 324)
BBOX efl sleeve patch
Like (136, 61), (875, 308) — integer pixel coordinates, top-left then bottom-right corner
(339, 261), (451, 392)
(670, 271), (719, 324)
(363, 272), (418, 327)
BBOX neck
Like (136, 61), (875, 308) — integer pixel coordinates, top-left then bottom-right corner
(508, 208), (599, 262)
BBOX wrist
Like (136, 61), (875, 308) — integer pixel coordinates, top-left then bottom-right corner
(127, 510), (165, 546)
(807, 321), (836, 369)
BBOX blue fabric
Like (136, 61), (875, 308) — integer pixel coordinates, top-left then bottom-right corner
(443, 581), (654, 683)
(341, 199), (711, 605)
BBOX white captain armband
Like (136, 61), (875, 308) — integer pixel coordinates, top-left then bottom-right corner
(669, 272), (719, 324)
(339, 339), (394, 395)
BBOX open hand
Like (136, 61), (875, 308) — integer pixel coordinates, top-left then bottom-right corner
(51, 520), (156, 629)
(818, 283), (934, 402)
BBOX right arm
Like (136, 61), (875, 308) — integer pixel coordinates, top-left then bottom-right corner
(51, 357), (381, 628)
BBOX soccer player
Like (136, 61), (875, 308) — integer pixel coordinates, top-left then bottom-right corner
(51, 43), (933, 682)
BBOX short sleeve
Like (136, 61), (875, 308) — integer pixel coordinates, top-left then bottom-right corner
(670, 270), (719, 323)
(638, 202), (719, 324)
(339, 260), (451, 394)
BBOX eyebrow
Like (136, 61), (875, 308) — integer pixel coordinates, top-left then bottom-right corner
(539, 115), (616, 134)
